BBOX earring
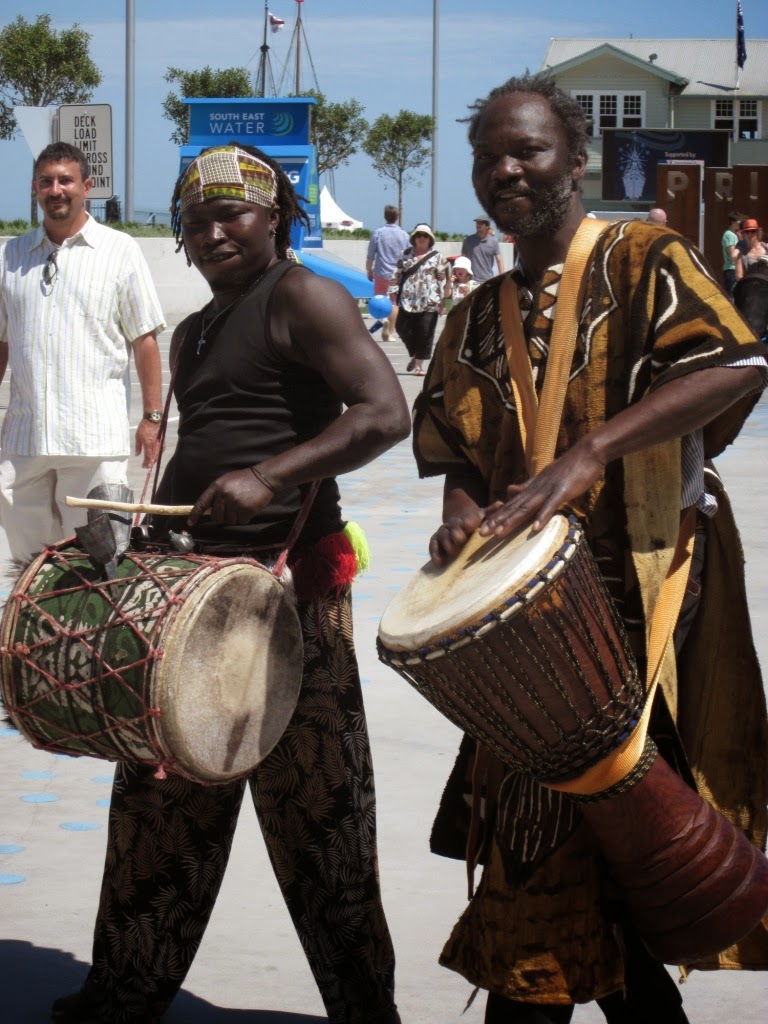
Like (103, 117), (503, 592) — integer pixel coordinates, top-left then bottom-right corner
(268, 229), (276, 238)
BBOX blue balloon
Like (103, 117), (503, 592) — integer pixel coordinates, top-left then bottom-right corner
(368, 295), (393, 320)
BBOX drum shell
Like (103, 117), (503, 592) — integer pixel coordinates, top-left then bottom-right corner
(580, 752), (768, 964)
(378, 529), (643, 784)
(0, 544), (303, 782)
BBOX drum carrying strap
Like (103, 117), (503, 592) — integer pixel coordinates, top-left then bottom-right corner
(499, 216), (696, 796)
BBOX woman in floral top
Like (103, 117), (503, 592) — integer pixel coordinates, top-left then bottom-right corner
(389, 223), (451, 375)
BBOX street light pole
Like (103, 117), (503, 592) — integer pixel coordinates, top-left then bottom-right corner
(125, 0), (135, 223)
(431, 0), (439, 231)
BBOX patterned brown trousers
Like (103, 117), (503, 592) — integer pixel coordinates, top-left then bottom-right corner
(78, 586), (399, 1024)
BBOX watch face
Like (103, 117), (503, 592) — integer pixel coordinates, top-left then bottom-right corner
(146, 411), (162, 423)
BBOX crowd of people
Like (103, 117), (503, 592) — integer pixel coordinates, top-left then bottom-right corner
(1, 70), (768, 1024)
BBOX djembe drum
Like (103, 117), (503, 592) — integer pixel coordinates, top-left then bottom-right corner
(0, 541), (303, 782)
(377, 514), (768, 963)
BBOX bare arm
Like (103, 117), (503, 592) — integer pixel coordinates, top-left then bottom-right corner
(480, 364), (764, 540)
(132, 331), (163, 468)
(429, 466), (493, 566)
(496, 252), (505, 275)
(187, 270), (411, 526)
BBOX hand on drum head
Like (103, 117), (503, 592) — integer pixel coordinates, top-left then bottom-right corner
(479, 442), (606, 538)
(429, 504), (497, 567)
(187, 467), (276, 528)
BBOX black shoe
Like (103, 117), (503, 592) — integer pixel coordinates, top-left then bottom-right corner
(51, 989), (162, 1024)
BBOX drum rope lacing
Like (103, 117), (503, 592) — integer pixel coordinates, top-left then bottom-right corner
(0, 545), (266, 781)
(378, 519), (645, 784)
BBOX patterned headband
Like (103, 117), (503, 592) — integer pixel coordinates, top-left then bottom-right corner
(179, 146), (278, 213)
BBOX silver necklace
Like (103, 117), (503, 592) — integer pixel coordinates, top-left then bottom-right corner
(195, 265), (274, 355)
(197, 297), (241, 355)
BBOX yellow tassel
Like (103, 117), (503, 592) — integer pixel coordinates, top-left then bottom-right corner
(343, 521), (370, 574)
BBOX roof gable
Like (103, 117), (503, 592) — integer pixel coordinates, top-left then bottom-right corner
(545, 42), (687, 87)
(542, 39), (768, 97)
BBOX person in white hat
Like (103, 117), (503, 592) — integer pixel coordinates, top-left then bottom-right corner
(389, 223), (451, 374)
(451, 255), (477, 303)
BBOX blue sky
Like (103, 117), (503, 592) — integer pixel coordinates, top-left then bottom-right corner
(2, 0), (767, 232)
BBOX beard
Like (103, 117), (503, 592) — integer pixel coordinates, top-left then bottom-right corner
(44, 198), (72, 220)
(491, 172), (575, 240)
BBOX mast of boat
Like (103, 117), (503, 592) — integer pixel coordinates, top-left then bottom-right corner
(276, 0), (319, 96)
(257, 1), (269, 97)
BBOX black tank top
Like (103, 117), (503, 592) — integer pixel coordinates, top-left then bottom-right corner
(156, 260), (343, 547)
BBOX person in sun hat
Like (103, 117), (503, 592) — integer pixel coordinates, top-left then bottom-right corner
(450, 254), (477, 303)
(51, 142), (409, 1024)
(389, 222), (451, 375)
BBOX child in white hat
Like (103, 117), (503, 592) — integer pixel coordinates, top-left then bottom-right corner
(451, 255), (477, 303)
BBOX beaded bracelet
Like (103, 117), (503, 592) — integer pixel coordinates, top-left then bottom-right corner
(249, 466), (277, 493)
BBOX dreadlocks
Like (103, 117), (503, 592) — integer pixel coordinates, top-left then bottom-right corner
(464, 72), (590, 164)
(170, 143), (310, 264)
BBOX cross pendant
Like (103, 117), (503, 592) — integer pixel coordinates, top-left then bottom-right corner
(196, 332), (206, 356)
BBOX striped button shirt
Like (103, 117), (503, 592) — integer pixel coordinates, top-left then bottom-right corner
(0, 214), (166, 457)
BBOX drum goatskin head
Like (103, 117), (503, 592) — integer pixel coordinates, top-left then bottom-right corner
(379, 514), (570, 651)
(155, 561), (303, 781)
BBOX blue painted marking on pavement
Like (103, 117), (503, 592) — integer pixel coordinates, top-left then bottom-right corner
(90, 775), (114, 783)
(60, 822), (102, 832)
(0, 874), (26, 885)
(21, 770), (55, 780)
(0, 728), (19, 737)
(21, 793), (59, 803)
(0, 844), (24, 854)
(95, 798), (111, 808)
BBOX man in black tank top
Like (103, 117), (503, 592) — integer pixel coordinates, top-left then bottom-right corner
(53, 145), (410, 1024)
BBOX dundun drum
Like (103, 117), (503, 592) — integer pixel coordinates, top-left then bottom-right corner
(377, 514), (768, 963)
(0, 543), (303, 782)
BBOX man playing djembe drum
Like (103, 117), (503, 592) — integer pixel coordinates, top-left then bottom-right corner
(52, 145), (410, 1024)
(412, 74), (768, 1023)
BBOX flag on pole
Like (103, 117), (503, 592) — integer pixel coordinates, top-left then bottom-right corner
(737, 1), (747, 70)
(269, 12), (285, 32)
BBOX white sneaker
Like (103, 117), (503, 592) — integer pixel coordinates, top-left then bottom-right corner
(381, 321), (391, 341)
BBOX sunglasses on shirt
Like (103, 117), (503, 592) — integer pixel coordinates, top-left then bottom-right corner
(43, 249), (59, 287)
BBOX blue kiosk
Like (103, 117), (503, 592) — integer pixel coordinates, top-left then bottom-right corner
(180, 97), (372, 299)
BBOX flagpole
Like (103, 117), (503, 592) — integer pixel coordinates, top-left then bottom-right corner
(125, 0), (135, 223)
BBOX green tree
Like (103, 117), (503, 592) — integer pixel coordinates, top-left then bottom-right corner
(293, 89), (367, 176)
(362, 111), (435, 225)
(0, 14), (101, 222)
(162, 66), (253, 146)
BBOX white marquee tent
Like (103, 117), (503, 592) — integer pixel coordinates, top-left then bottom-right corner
(320, 186), (363, 231)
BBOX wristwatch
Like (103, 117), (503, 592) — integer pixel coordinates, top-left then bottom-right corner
(143, 410), (162, 423)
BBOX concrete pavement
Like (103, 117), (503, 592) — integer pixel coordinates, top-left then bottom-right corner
(1, 321), (767, 1022)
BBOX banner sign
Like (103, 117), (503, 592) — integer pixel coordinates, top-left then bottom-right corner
(602, 129), (730, 202)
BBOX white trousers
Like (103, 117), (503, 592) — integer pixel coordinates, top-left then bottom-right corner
(0, 454), (128, 562)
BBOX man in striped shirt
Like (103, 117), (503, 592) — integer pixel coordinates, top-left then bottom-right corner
(0, 142), (165, 560)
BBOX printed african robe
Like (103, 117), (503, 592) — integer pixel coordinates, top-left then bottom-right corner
(412, 219), (768, 1003)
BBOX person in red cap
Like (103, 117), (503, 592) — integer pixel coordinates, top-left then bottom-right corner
(735, 217), (768, 282)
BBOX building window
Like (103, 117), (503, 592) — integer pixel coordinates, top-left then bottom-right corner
(599, 94), (618, 130)
(713, 99), (761, 139)
(575, 94), (594, 136)
(739, 99), (758, 139)
(571, 91), (645, 137)
(623, 94), (642, 128)
(715, 99), (734, 133)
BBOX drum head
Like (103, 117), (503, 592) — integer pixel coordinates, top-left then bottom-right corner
(379, 514), (570, 651)
(156, 562), (303, 781)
